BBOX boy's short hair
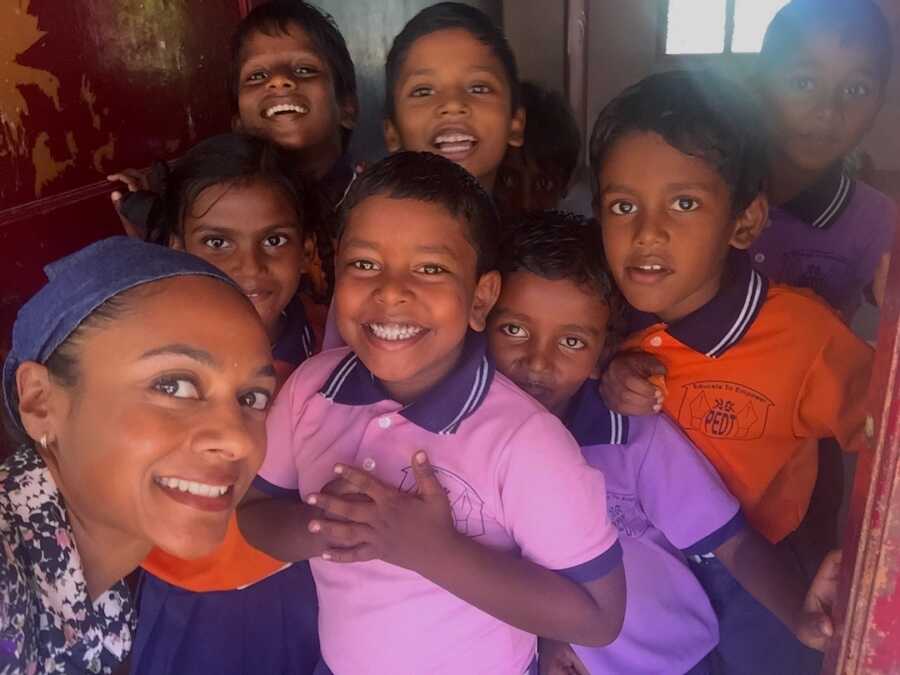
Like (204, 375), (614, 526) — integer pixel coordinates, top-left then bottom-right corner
(499, 210), (621, 320)
(336, 151), (500, 276)
(384, 2), (520, 119)
(589, 70), (769, 215)
(520, 82), (581, 189)
(231, 0), (358, 146)
(760, 0), (893, 85)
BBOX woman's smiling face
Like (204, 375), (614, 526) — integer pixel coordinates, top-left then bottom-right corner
(46, 276), (275, 560)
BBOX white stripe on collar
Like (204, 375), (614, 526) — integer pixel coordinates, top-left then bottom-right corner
(439, 356), (490, 435)
(812, 173), (851, 229)
(705, 270), (765, 358)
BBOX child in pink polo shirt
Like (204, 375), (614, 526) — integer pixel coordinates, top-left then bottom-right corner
(486, 211), (841, 675)
(238, 152), (625, 675)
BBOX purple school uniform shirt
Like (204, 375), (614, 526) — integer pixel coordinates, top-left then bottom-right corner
(563, 382), (744, 675)
(257, 332), (622, 675)
(750, 166), (896, 318)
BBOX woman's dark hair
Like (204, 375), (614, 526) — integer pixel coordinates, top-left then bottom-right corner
(144, 133), (310, 246)
(589, 70), (769, 216)
(336, 151), (501, 277)
(384, 2), (520, 120)
(231, 0), (358, 149)
(759, 0), (893, 85)
(520, 82), (581, 189)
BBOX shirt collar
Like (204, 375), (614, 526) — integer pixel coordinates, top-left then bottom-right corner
(319, 330), (494, 435)
(0, 447), (133, 672)
(631, 249), (768, 359)
(561, 379), (629, 446)
(779, 163), (854, 229)
(272, 295), (314, 366)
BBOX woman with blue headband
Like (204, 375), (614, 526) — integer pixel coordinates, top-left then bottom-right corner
(0, 237), (275, 674)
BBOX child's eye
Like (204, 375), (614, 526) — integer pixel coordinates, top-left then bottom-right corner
(417, 264), (447, 275)
(536, 176), (556, 193)
(559, 336), (586, 350)
(263, 234), (289, 248)
(469, 83), (492, 94)
(351, 259), (379, 272)
(153, 377), (200, 399)
(294, 65), (318, 77)
(239, 390), (271, 411)
(246, 70), (268, 83)
(671, 197), (699, 212)
(789, 76), (815, 92)
(844, 83), (871, 98)
(203, 237), (231, 250)
(500, 323), (528, 338)
(410, 86), (433, 98)
(609, 200), (637, 216)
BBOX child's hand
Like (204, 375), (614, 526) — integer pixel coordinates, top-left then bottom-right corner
(539, 639), (590, 675)
(599, 350), (666, 415)
(107, 168), (151, 238)
(794, 549), (842, 650)
(306, 450), (457, 572)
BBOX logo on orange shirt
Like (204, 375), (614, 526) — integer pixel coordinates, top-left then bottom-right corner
(676, 381), (774, 440)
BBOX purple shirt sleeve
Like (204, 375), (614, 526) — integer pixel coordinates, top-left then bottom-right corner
(498, 412), (621, 579)
(635, 415), (742, 551)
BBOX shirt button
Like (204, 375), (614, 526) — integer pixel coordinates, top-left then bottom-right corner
(649, 335), (663, 347)
(378, 416), (391, 429)
(754, 253), (766, 263)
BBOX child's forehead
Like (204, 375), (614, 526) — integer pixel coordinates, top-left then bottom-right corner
(500, 272), (609, 323)
(400, 28), (509, 81)
(345, 195), (470, 239)
(601, 131), (727, 187)
(780, 28), (882, 74)
(239, 23), (324, 65)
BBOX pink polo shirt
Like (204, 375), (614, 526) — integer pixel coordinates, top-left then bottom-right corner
(257, 332), (621, 675)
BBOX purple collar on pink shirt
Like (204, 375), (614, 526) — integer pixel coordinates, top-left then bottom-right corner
(630, 249), (768, 359)
(562, 379), (629, 447)
(272, 296), (314, 367)
(319, 330), (494, 435)
(779, 162), (854, 230)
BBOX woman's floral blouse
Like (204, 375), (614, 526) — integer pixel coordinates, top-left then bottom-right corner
(0, 447), (133, 674)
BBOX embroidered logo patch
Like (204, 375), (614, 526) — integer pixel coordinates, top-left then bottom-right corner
(606, 492), (649, 538)
(676, 380), (773, 440)
(399, 465), (486, 538)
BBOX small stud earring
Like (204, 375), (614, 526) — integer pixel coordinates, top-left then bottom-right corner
(39, 434), (48, 450)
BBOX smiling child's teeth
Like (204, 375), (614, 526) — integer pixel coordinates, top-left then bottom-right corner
(264, 103), (309, 118)
(639, 264), (664, 271)
(156, 476), (229, 498)
(435, 133), (476, 144)
(368, 322), (424, 341)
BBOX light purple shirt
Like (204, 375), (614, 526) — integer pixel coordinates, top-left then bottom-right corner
(257, 333), (621, 675)
(563, 382), (743, 674)
(750, 171), (896, 318)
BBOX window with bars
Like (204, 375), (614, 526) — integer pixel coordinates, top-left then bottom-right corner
(663, 0), (790, 56)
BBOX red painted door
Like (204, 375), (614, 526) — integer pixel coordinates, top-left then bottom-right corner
(0, 0), (243, 362)
(825, 226), (900, 673)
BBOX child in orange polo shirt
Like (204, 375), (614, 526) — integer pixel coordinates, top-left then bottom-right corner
(591, 70), (872, 675)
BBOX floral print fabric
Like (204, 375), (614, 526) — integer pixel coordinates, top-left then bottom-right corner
(0, 447), (133, 674)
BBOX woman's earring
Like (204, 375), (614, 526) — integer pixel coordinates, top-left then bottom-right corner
(39, 434), (48, 450)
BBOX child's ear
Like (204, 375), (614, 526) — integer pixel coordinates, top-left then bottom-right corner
(231, 114), (244, 132)
(15, 362), (68, 465)
(340, 96), (359, 132)
(729, 192), (769, 250)
(469, 271), (502, 332)
(383, 118), (402, 153)
(507, 106), (526, 149)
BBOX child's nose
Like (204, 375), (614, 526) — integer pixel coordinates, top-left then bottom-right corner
(524, 343), (553, 374)
(373, 272), (413, 305)
(633, 212), (667, 246)
(267, 68), (298, 90)
(438, 88), (470, 116)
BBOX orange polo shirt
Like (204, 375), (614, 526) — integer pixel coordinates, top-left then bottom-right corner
(622, 251), (872, 543)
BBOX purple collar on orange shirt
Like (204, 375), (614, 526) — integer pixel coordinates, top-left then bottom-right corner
(272, 296), (314, 367)
(319, 330), (494, 435)
(779, 162), (854, 230)
(562, 379), (629, 447)
(630, 249), (768, 359)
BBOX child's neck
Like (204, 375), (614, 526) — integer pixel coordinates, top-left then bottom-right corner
(297, 140), (343, 181)
(379, 342), (466, 405)
(767, 155), (829, 207)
